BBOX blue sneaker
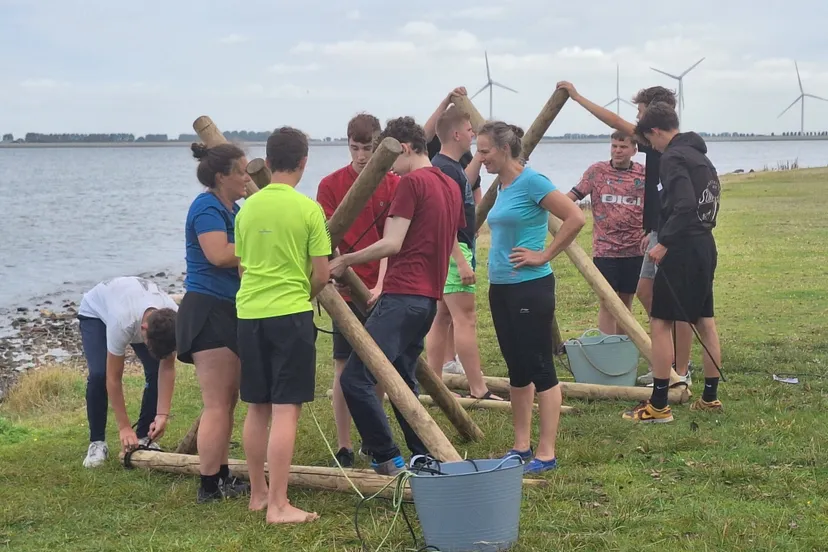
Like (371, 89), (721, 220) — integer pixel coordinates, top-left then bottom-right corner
(524, 457), (557, 474)
(371, 455), (406, 476)
(501, 448), (533, 463)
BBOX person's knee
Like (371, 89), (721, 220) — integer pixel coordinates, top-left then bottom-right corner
(533, 359), (559, 393)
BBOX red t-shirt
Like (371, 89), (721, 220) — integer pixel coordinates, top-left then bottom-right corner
(317, 164), (400, 301)
(383, 167), (466, 300)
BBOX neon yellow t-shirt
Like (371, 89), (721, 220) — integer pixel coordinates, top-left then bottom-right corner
(235, 183), (332, 319)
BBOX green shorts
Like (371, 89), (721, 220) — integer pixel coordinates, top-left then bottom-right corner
(444, 241), (476, 295)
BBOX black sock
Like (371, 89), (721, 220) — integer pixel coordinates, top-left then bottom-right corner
(702, 377), (719, 402)
(651, 378), (670, 410)
(218, 464), (230, 481)
(200, 472), (221, 493)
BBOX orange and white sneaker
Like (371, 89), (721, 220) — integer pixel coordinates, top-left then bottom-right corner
(690, 398), (724, 412)
(622, 401), (674, 423)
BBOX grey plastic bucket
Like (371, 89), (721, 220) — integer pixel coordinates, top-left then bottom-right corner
(409, 456), (524, 552)
(563, 328), (640, 387)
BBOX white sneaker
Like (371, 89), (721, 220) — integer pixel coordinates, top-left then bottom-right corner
(83, 441), (109, 468)
(138, 437), (161, 450)
(443, 359), (466, 375)
(641, 364), (693, 387)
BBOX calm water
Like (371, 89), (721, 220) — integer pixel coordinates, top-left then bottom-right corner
(1, 140), (826, 310)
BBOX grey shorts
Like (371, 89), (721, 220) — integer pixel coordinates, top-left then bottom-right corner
(639, 231), (659, 280)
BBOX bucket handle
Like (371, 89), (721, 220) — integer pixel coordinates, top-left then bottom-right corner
(567, 337), (636, 378)
(577, 328), (629, 346)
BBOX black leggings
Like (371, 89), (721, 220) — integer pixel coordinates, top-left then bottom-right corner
(488, 273), (559, 392)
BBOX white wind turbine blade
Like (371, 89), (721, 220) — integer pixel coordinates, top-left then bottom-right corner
(650, 67), (680, 80)
(491, 81), (518, 93)
(777, 95), (802, 118)
(804, 93), (828, 102)
(795, 61), (803, 94)
(603, 99), (616, 108)
(621, 98), (635, 107)
(485, 51), (491, 82)
(680, 57), (705, 77)
(470, 82), (490, 100)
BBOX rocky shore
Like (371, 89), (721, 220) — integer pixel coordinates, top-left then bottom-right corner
(0, 271), (185, 401)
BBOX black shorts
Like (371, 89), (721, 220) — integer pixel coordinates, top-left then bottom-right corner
(488, 273), (559, 393)
(593, 256), (644, 295)
(651, 235), (717, 323)
(332, 301), (367, 360)
(238, 311), (317, 405)
(176, 291), (239, 365)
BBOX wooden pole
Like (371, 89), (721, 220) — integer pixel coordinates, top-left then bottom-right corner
(246, 157), (465, 460)
(546, 217), (685, 388)
(192, 115), (258, 196)
(318, 287), (462, 462)
(174, 412), (202, 454)
(121, 450), (548, 499)
(327, 138), (402, 249)
(467, 88), (570, 233)
(442, 373), (689, 404)
(326, 389), (577, 414)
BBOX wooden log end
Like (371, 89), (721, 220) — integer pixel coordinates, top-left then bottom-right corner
(192, 116), (214, 135)
(377, 136), (402, 155)
(246, 158), (270, 189)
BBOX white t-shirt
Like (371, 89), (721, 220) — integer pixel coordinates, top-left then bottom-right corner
(78, 276), (179, 356)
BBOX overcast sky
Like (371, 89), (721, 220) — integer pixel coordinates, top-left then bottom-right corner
(2, 0), (828, 138)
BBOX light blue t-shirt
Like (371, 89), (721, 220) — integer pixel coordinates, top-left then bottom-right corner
(487, 166), (557, 285)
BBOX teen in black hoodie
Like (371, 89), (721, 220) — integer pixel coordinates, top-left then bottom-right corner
(622, 102), (724, 423)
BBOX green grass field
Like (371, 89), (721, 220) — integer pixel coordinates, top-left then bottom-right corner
(2, 168), (828, 551)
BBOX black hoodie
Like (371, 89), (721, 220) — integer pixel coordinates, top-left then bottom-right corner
(657, 132), (721, 247)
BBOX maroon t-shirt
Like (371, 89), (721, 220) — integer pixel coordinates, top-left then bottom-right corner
(383, 166), (466, 299)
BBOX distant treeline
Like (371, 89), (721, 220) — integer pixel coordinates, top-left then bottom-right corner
(1, 131), (343, 144)
(3, 129), (828, 144)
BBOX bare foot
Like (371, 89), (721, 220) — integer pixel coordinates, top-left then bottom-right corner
(249, 494), (268, 512)
(266, 504), (320, 524)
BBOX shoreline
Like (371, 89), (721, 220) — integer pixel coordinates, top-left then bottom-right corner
(3, 136), (828, 149)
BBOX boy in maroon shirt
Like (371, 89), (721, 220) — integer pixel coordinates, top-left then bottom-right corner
(329, 116), (465, 476)
(316, 113), (399, 468)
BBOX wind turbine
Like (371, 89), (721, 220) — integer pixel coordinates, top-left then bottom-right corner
(603, 63), (635, 114)
(470, 51), (518, 119)
(777, 61), (828, 135)
(649, 57), (705, 123)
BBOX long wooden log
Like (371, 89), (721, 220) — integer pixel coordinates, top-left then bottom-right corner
(318, 286), (462, 462)
(546, 217), (685, 388)
(192, 115), (258, 196)
(463, 88), (570, 233)
(121, 450), (548, 499)
(442, 373), (689, 404)
(327, 138), (402, 249)
(249, 158), (485, 443)
(325, 389), (577, 414)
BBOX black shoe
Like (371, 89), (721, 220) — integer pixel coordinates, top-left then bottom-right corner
(196, 485), (224, 504)
(221, 476), (250, 499)
(334, 447), (355, 468)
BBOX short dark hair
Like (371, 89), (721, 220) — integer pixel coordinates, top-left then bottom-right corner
(632, 86), (677, 108)
(266, 126), (309, 172)
(611, 130), (633, 142)
(435, 106), (471, 142)
(145, 308), (177, 360)
(347, 113), (381, 144)
(377, 116), (427, 154)
(191, 143), (246, 189)
(635, 102), (680, 135)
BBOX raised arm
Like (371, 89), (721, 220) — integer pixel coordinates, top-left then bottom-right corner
(556, 81), (637, 136)
(424, 87), (468, 142)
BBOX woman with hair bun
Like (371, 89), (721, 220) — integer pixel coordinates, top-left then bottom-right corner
(177, 142), (252, 502)
(476, 121), (585, 474)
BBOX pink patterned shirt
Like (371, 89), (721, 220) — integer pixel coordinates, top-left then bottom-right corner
(571, 160), (646, 258)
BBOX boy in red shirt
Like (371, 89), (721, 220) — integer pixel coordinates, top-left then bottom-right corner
(316, 113), (399, 468)
(329, 116), (465, 476)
